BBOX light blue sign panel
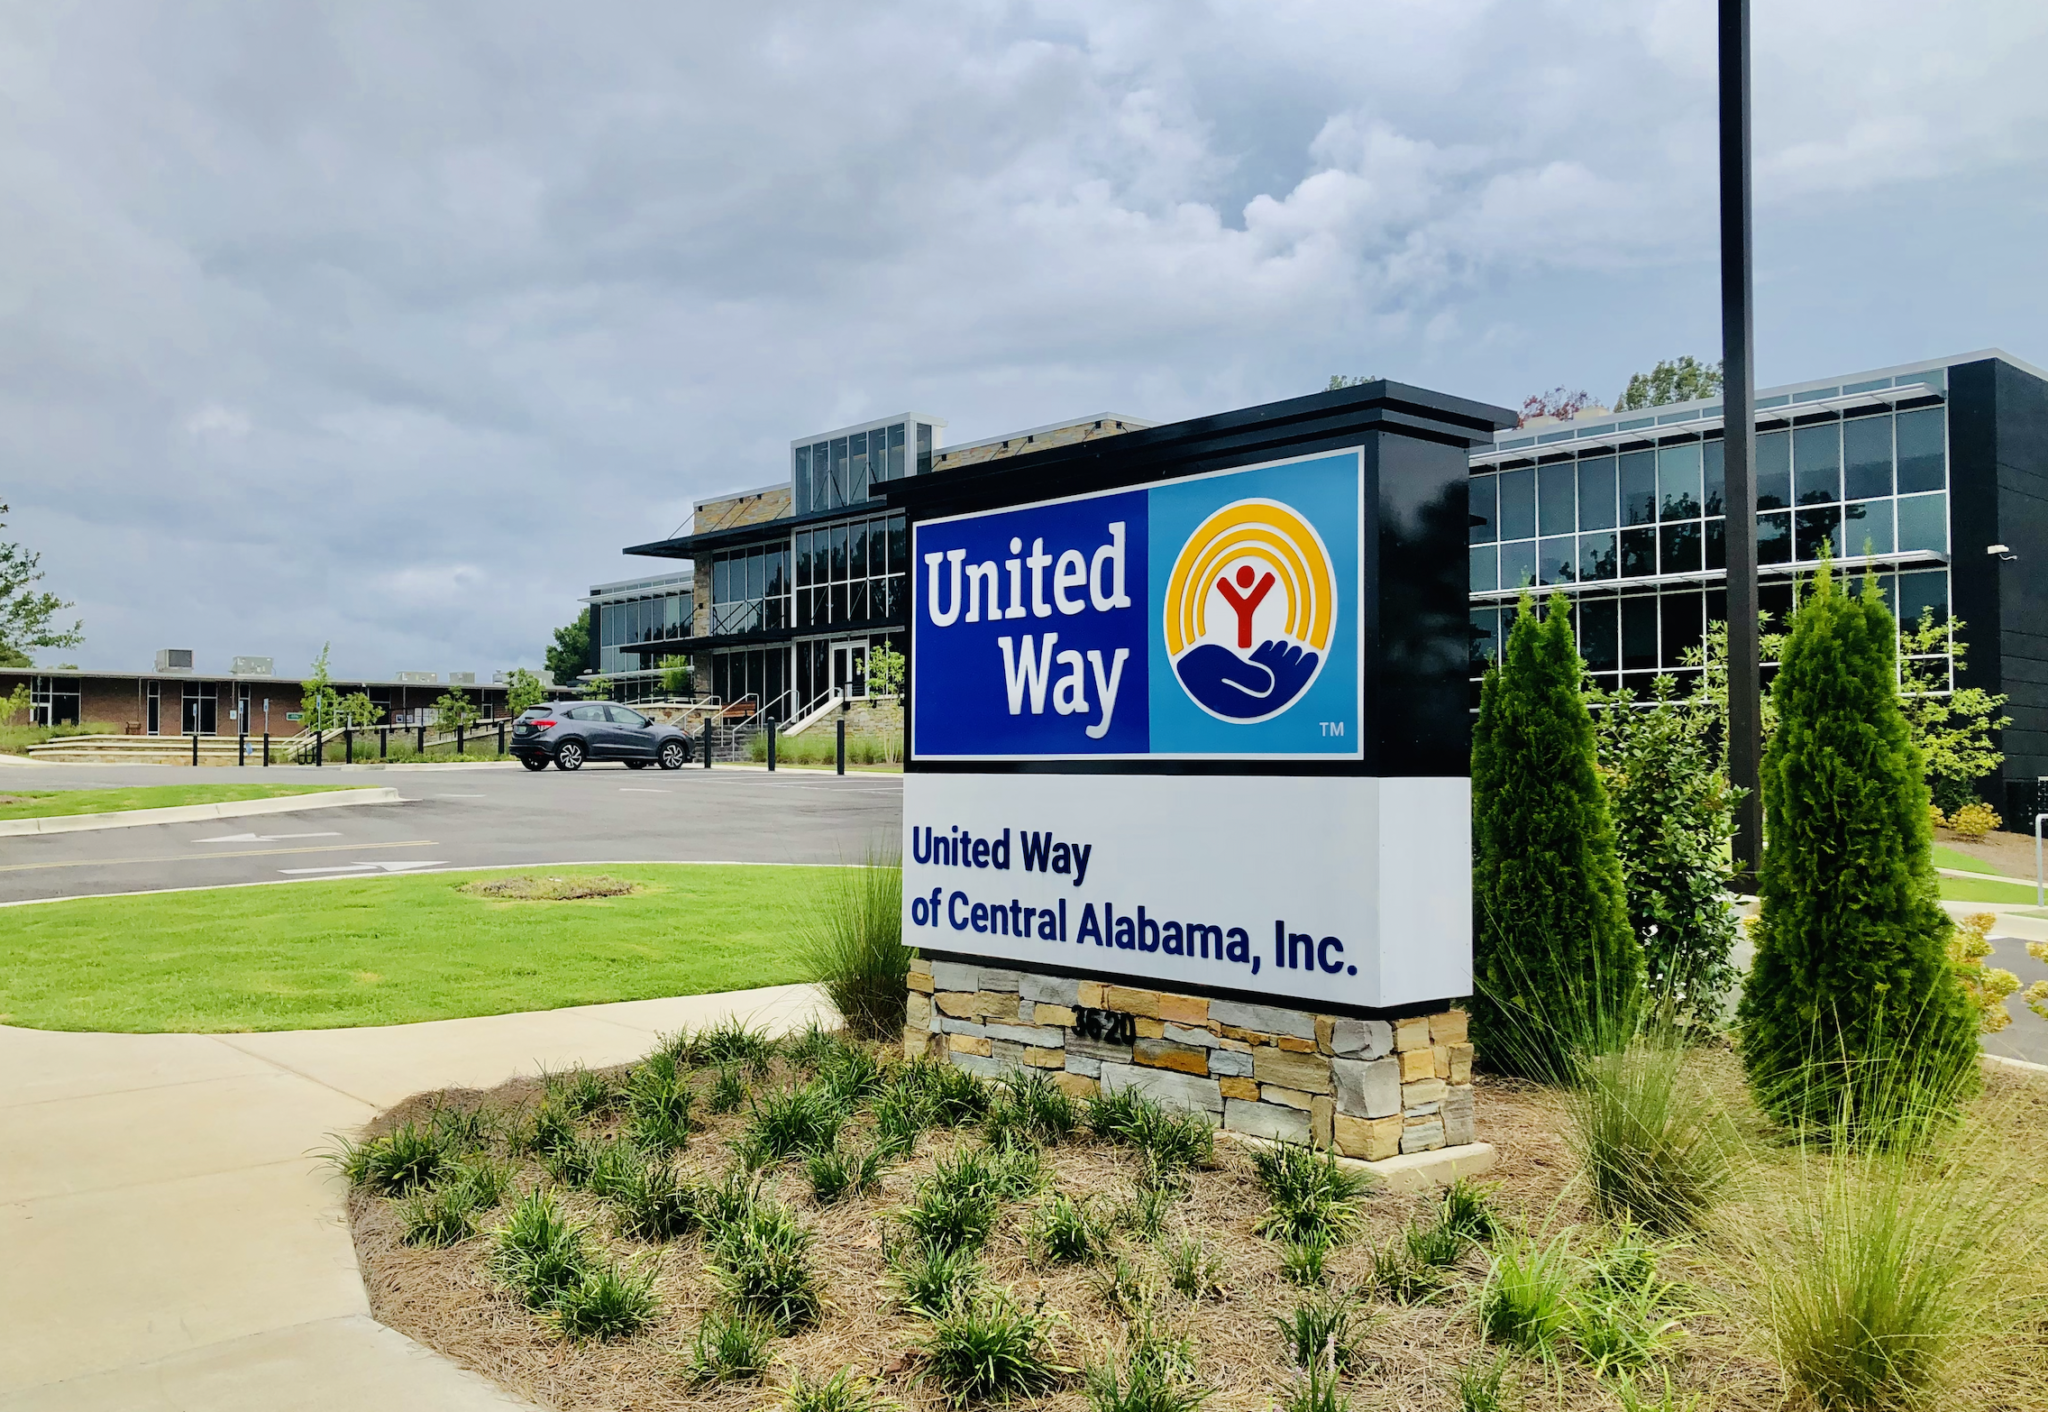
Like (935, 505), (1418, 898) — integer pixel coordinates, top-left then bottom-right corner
(911, 449), (1364, 761)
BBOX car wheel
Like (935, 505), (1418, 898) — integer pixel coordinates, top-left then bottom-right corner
(659, 739), (688, 770)
(520, 754), (549, 772)
(625, 759), (649, 770)
(555, 739), (586, 771)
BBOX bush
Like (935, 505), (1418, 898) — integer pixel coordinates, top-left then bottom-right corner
(794, 855), (907, 1041)
(920, 1291), (1067, 1402)
(329, 1120), (454, 1195)
(626, 1051), (695, 1154)
(1565, 1037), (1736, 1233)
(1737, 564), (1980, 1136)
(686, 1311), (773, 1383)
(1948, 912), (2020, 1034)
(396, 1157), (512, 1246)
(1590, 675), (1743, 1023)
(710, 1198), (821, 1334)
(1085, 1089), (1214, 1180)
(1945, 800), (2001, 839)
(548, 1259), (659, 1342)
(1248, 1143), (1371, 1246)
(1472, 592), (1640, 1079)
(900, 1153), (1003, 1255)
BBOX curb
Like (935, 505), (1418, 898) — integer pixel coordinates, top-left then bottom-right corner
(0, 787), (405, 836)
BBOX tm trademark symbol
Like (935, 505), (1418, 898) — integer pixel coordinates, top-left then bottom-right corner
(1320, 721), (1345, 737)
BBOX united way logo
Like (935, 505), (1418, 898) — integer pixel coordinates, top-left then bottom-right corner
(1163, 498), (1336, 723)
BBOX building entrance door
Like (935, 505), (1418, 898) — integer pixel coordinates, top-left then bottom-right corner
(182, 682), (217, 735)
(832, 643), (867, 700)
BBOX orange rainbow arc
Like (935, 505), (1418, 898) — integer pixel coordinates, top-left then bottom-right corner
(1163, 499), (1335, 657)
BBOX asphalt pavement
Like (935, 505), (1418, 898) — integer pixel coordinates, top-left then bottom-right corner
(0, 760), (902, 904)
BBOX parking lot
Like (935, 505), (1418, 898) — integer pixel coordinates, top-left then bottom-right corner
(0, 762), (902, 904)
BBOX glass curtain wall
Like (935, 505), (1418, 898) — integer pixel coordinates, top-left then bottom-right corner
(794, 422), (915, 514)
(710, 648), (789, 720)
(1467, 401), (1951, 706)
(596, 587), (694, 676)
(794, 513), (906, 631)
(709, 546), (791, 635)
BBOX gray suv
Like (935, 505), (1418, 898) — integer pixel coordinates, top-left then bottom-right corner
(511, 703), (694, 772)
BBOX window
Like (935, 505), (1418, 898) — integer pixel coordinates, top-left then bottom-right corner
(916, 423), (933, 477)
(1470, 546), (1497, 592)
(1843, 499), (1893, 557)
(1658, 443), (1702, 520)
(1756, 430), (1791, 510)
(1468, 475), (1497, 543)
(794, 513), (905, 630)
(1497, 467), (1534, 540)
(1576, 455), (1616, 530)
(1578, 531), (1617, 582)
(1499, 538), (1536, 592)
(1896, 493), (1947, 554)
(1895, 408), (1945, 493)
(1794, 422), (1840, 505)
(1538, 461), (1575, 537)
(1702, 438), (1725, 516)
(1620, 451), (1656, 526)
(1578, 596), (1620, 672)
(711, 545), (792, 635)
(1843, 413), (1893, 499)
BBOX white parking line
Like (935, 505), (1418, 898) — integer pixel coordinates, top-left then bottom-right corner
(619, 788), (669, 794)
(435, 793), (488, 799)
(277, 859), (450, 875)
(190, 831), (343, 844)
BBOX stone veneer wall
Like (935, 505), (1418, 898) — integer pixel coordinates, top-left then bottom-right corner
(905, 956), (1475, 1162)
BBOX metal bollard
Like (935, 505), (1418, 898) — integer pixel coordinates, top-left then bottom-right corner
(767, 719), (777, 771)
(704, 723), (713, 768)
(836, 717), (846, 775)
(379, 727), (388, 760)
(239, 731), (246, 767)
(344, 727), (353, 765)
(456, 724), (465, 756)
(263, 732), (270, 767)
(315, 731), (324, 767)
(497, 720), (506, 756)
(191, 731), (199, 767)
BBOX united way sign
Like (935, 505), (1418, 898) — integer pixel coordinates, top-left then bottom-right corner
(887, 383), (1516, 1013)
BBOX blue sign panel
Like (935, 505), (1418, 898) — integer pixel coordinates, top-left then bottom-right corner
(911, 450), (1363, 760)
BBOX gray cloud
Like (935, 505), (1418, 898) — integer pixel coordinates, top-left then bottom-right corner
(3, 0), (2043, 677)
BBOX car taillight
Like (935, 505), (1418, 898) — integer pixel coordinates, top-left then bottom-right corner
(531, 719), (556, 728)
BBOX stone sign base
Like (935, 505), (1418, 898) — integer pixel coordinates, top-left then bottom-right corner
(904, 955), (1474, 1162)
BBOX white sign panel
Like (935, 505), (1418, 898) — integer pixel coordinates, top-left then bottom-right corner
(903, 772), (1470, 1010)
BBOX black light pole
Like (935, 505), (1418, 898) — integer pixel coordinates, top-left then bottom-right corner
(1719, 0), (1763, 884)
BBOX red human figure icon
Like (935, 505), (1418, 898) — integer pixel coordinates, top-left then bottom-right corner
(1214, 563), (1276, 649)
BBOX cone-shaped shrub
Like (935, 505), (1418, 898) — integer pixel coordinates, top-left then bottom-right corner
(1471, 592), (1639, 1077)
(1737, 563), (1979, 1133)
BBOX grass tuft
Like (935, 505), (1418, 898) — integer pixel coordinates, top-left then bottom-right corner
(1089, 1255), (1155, 1320)
(1248, 1143), (1372, 1247)
(806, 1141), (883, 1205)
(792, 855), (907, 1042)
(1162, 1237), (1223, 1301)
(1275, 1293), (1366, 1373)
(609, 1159), (702, 1243)
(1567, 1039), (1737, 1234)
(1277, 1364), (1349, 1412)
(785, 1367), (900, 1412)
(920, 1291), (1068, 1403)
(1451, 1353), (1514, 1412)
(709, 1196), (822, 1334)
(1477, 1233), (1579, 1360)
(1086, 1090), (1214, 1181)
(889, 1240), (984, 1320)
(709, 1064), (751, 1114)
(738, 1084), (848, 1167)
(1032, 1193), (1109, 1264)
(1083, 1321), (1209, 1412)
(491, 1189), (591, 1310)
(626, 1050), (695, 1154)
(328, 1120), (457, 1195)
(547, 1258), (659, 1341)
(685, 1310), (774, 1383)
(396, 1157), (512, 1246)
(1279, 1234), (1333, 1287)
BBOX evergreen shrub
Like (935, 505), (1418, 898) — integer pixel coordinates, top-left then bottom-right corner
(1471, 593), (1639, 1077)
(1736, 563), (1979, 1134)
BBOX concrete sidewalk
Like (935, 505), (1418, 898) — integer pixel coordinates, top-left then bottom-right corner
(0, 984), (828, 1410)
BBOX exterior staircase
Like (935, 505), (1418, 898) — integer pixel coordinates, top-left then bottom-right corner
(25, 734), (268, 766)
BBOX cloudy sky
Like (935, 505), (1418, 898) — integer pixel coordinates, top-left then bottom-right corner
(5, 1), (2044, 679)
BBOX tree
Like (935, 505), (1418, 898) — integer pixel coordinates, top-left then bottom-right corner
(301, 644), (341, 732)
(658, 655), (692, 698)
(1615, 356), (1723, 412)
(583, 675), (613, 701)
(545, 609), (592, 685)
(1736, 561), (1978, 1135)
(1471, 592), (1640, 1078)
(1325, 374), (1382, 390)
(1590, 677), (1744, 1027)
(335, 691), (383, 728)
(3, 681), (29, 726)
(0, 502), (84, 664)
(867, 644), (905, 698)
(433, 689), (480, 732)
(1518, 388), (1592, 427)
(504, 668), (548, 715)
(1896, 610), (2010, 815)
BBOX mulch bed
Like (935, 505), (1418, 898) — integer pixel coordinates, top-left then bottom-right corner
(346, 1044), (2042, 1412)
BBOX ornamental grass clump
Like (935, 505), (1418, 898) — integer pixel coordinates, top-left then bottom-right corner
(626, 1050), (695, 1154)
(609, 1159), (701, 1243)
(1084, 1321), (1210, 1412)
(548, 1258), (659, 1342)
(793, 852), (907, 1042)
(1471, 591), (1640, 1079)
(1249, 1142), (1372, 1247)
(548, 1064), (623, 1119)
(889, 1241), (983, 1319)
(785, 1367), (899, 1412)
(396, 1156), (512, 1247)
(1566, 1035), (1737, 1234)
(1476, 1232), (1579, 1360)
(1086, 1089), (1215, 1181)
(1737, 561), (1979, 1136)
(920, 1291), (1068, 1403)
(688, 1018), (781, 1074)
(329, 1109), (479, 1195)
(901, 1153), (1003, 1255)
(1162, 1237), (1223, 1301)
(1031, 1192), (1110, 1264)
(492, 1189), (592, 1310)
(686, 1310), (774, 1383)
(1275, 1293), (1366, 1373)
(738, 1083), (847, 1167)
(987, 1068), (1078, 1147)
(806, 1140), (883, 1205)
(710, 1197), (822, 1334)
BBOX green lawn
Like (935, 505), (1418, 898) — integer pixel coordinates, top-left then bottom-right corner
(0, 783), (359, 821)
(0, 864), (829, 1032)
(1938, 874), (2041, 905)
(1931, 844), (2020, 878)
